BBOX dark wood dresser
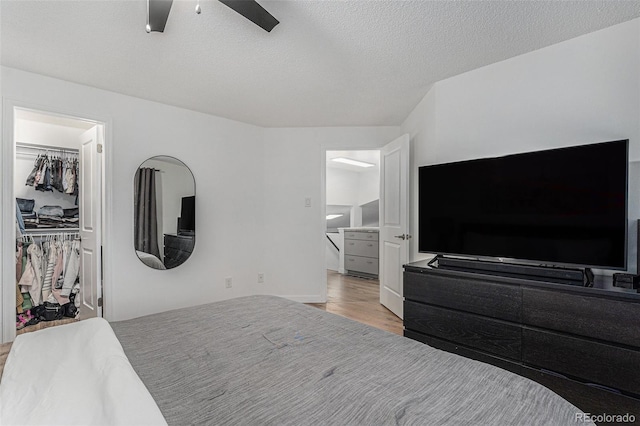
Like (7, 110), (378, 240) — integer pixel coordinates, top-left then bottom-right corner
(403, 260), (640, 417)
(163, 234), (195, 269)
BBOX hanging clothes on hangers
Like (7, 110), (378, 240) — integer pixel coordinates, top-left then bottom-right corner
(18, 241), (44, 306)
(64, 158), (78, 196)
(35, 154), (47, 190)
(25, 154), (42, 186)
(22, 147), (79, 196)
(15, 233), (81, 327)
(16, 243), (24, 314)
(35, 155), (52, 192)
(41, 237), (59, 302)
(60, 238), (80, 298)
(46, 235), (66, 304)
(53, 155), (64, 193)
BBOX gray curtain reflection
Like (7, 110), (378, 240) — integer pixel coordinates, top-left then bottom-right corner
(134, 167), (161, 259)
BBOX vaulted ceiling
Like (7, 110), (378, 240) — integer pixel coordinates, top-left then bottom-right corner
(2, 1), (639, 127)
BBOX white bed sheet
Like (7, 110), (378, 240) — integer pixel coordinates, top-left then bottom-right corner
(0, 318), (167, 426)
(136, 250), (166, 270)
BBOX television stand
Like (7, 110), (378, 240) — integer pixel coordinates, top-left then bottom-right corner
(403, 260), (640, 417)
(430, 255), (594, 286)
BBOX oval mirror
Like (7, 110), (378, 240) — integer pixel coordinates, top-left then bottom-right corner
(134, 156), (195, 269)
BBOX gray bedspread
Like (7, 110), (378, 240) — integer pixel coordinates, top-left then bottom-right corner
(111, 295), (590, 425)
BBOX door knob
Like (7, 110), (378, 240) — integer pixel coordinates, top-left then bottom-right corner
(394, 234), (412, 240)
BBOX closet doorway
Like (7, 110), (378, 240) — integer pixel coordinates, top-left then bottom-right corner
(13, 108), (104, 336)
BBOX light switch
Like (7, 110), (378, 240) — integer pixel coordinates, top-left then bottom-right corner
(305, 197), (311, 207)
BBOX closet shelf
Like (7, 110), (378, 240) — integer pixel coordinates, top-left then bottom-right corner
(23, 228), (79, 234)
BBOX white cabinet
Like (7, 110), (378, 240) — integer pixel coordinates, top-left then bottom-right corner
(343, 228), (379, 278)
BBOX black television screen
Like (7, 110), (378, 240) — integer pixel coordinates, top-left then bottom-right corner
(418, 140), (628, 269)
(179, 195), (195, 233)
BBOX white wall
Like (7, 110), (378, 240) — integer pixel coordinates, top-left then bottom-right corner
(325, 233), (342, 272)
(402, 18), (640, 272)
(326, 168), (359, 206)
(402, 85), (437, 263)
(357, 166), (380, 206)
(261, 127), (400, 301)
(327, 160), (381, 207)
(326, 152), (381, 228)
(16, 119), (85, 150)
(1, 67), (265, 335)
(0, 66), (400, 340)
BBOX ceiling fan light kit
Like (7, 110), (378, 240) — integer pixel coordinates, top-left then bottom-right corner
(146, 0), (279, 33)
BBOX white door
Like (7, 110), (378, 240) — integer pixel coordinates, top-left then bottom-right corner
(379, 134), (410, 318)
(78, 125), (103, 319)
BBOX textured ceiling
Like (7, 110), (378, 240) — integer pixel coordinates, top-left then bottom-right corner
(2, 1), (639, 127)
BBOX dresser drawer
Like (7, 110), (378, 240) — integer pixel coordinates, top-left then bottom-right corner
(163, 234), (195, 269)
(523, 328), (640, 396)
(345, 255), (378, 275)
(344, 239), (378, 258)
(405, 301), (521, 360)
(164, 235), (195, 251)
(522, 288), (640, 348)
(404, 271), (521, 322)
(344, 231), (379, 242)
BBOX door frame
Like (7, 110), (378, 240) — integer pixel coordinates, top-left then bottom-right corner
(321, 147), (382, 303)
(1, 99), (112, 343)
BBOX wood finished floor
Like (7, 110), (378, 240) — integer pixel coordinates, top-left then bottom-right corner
(306, 270), (403, 335)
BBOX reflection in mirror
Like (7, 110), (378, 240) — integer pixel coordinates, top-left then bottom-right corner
(134, 156), (195, 269)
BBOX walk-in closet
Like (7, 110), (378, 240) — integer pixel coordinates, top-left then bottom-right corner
(13, 108), (104, 335)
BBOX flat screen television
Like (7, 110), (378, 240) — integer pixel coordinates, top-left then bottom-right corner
(179, 195), (195, 235)
(418, 140), (628, 270)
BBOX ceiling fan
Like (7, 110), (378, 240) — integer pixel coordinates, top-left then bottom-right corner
(146, 0), (279, 33)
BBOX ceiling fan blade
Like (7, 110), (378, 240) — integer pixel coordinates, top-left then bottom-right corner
(147, 0), (173, 33)
(218, 0), (279, 32)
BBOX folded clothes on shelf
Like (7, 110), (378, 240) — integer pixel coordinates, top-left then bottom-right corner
(16, 198), (35, 214)
(37, 205), (64, 217)
(63, 207), (79, 218)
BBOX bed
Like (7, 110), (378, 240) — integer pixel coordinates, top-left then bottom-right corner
(1, 295), (592, 425)
(136, 250), (167, 270)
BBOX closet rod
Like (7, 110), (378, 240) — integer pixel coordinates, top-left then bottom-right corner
(18, 232), (80, 239)
(16, 141), (79, 154)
